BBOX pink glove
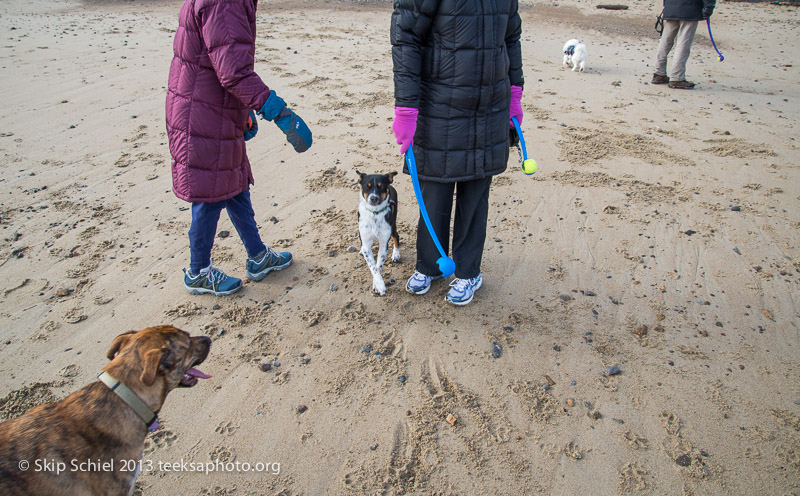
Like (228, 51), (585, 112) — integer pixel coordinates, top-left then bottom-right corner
(510, 85), (523, 128)
(393, 106), (418, 154)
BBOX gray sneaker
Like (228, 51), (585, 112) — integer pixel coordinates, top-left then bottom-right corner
(405, 271), (440, 295)
(445, 274), (483, 306)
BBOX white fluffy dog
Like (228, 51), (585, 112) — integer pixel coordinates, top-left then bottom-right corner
(562, 39), (587, 72)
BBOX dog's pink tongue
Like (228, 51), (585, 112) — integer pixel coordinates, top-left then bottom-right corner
(185, 367), (211, 379)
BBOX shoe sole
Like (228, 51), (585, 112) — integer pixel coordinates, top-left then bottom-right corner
(406, 283), (432, 295)
(184, 283), (242, 296)
(246, 258), (293, 281)
(445, 278), (483, 306)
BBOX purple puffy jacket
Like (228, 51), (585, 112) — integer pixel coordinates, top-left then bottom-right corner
(166, 0), (271, 203)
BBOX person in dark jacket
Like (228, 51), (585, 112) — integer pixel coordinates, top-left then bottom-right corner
(391, 0), (524, 306)
(652, 0), (716, 89)
(166, 0), (312, 296)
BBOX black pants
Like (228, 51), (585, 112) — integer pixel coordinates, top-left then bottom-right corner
(415, 176), (492, 280)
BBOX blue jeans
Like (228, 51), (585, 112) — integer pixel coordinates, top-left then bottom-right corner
(188, 190), (266, 274)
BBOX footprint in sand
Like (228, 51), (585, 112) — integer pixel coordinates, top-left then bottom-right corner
(58, 364), (80, 380)
(209, 445), (236, 463)
(63, 307), (87, 324)
(143, 429), (177, 454)
(620, 430), (649, 450)
(214, 421), (239, 436)
(618, 462), (647, 492)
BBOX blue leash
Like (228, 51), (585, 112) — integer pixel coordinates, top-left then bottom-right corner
(404, 147), (456, 277)
(512, 117), (528, 161)
(511, 116), (538, 175)
(706, 19), (724, 62)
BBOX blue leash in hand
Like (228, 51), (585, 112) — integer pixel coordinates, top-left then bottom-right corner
(706, 19), (724, 62)
(404, 147), (456, 277)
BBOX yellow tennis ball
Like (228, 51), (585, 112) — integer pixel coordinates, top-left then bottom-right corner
(521, 158), (537, 175)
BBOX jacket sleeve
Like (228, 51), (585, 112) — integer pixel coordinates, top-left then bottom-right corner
(702, 0), (715, 16)
(198, 2), (271, 110)
(506, 0), (523, 88)
(391, 0), (439, 108)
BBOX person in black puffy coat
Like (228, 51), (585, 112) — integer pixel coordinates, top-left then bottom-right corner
(652, 0), (716, 89)
(391, 0), (524, 306)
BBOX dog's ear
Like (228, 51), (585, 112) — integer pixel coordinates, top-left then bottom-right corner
(106, 330), (137, 360)
(387, 171), (398, 184)
(355, 170), (364, 181)
(140, 348), (176, 386)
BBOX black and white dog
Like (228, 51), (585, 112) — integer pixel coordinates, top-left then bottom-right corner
(563, 38), (587, 72)
(356, 171), (400, 295)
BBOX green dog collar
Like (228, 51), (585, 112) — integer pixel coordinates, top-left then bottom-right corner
(98, 371), (159, 432)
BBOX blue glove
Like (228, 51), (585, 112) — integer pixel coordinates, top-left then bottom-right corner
(257, 91), (312, 153)
(274, 107), (312, 153)
(244, 110), (258, 141)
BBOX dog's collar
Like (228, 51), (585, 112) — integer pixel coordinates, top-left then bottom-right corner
(98, 371), (159, 432)
(365, 204), (389, 215)
(364, 199), (395, 216)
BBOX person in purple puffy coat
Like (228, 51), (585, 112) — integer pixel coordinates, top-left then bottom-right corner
(166, 0), (312, 296)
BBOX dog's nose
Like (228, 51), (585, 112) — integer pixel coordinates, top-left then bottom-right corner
(194, 336), (212, 362)
(368, 194), (381, 205)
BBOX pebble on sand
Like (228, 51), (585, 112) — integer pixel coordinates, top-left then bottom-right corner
(675, 454), (691, 466)
(492, 342), (503, 358)
(605, 365), (621, 376)
(55, 287), (73, 297)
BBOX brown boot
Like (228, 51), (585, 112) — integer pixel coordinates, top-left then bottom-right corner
(651, 74), (669, 84)
(668, 80), (695, 89)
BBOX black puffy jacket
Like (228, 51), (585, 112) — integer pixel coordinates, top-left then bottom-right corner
(391, 0), (523, 182)
(662, 0), (715, 21)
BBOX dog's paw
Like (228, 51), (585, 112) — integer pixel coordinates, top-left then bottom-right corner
(391, 250), (401, 263)
(372, 277), (386, 296)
